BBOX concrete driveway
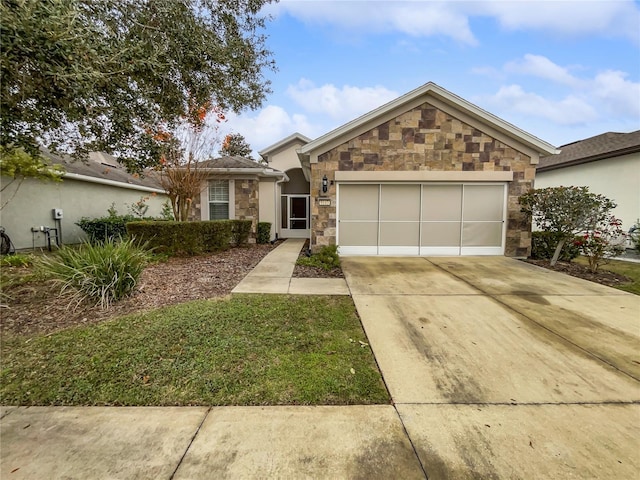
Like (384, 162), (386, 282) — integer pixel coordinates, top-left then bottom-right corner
(342, 256), (640, 479)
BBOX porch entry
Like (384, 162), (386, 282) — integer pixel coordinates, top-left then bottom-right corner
(338, 182), (507, 256)
(280, 194), (310, 239)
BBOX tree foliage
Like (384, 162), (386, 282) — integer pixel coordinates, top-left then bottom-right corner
(0, 0), (275, 172)
(220, 133), (253, 158)
(157, 107), (224, 221)
(519, 186), (620, 267)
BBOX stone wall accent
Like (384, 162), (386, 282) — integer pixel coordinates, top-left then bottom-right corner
(311, 102), (536, 257)
(235, 178), (259, 242)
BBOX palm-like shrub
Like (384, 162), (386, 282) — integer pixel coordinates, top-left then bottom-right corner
(42, 239), (149, 309)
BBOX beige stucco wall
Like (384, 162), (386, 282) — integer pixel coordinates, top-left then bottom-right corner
(535, 153), (640, 231)
(267, 141), (307, 172)
(310, 102), (537, 257)
(1, 176), (168, 250)
(259, 178), (277, 240)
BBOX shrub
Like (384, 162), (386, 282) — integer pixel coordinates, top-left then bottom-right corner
(126, 220), (233, 255)
(41, 238), (149, 309)
(76, 215), (134, 244)
(630, 220), (640, 254)
(0, 253), (35, 268)
(531, 231), (580, 261)
(257, 222), (271, 244)
(297, 245), (340, 271)
(573, 217), (625, 273)
(230, 220), (252, 246)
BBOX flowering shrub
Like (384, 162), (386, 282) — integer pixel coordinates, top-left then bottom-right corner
(573, 216), (625, 273)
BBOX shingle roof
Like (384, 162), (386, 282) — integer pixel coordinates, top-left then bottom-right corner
(198, 156), (266, 169)
(537, 130), (640, 172)
(42, 149), (163, 190)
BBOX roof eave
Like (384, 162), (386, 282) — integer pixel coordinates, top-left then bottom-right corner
(537, 145), (640, 172)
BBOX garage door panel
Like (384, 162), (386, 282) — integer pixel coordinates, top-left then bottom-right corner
(380, 222), (419, 246)
(462, 222), (503, 247)
(421, 222), (461, 247)
(422, 185), (462, 221)
(340, 222), (378, 246)
(380, 185), (420, 221)
(338, 183), (505, 256)
(340, 184), (379, 221)
(463, 185), (504, 221)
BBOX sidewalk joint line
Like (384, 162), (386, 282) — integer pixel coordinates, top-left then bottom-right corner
(168, 407), (211, 480)
(392, 404), (429, 480)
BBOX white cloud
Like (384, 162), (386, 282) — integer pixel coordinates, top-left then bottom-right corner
(269, 1), (477, 45)
(482, 84), (598, 125)
(479, 0), (640, 44)
(267, 0), (640, 46)
(593, 70), (640, 117)
(220, 105), (318, 156)
(505, 54), (580, 87)
(477, 55), (640, 128)
(287, 79), (399, 122)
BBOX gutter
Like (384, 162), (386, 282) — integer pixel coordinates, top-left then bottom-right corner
(63, 172), (166, 194)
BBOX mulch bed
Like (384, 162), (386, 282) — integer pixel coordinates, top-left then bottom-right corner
(1, 244), (277, 337)
(523, 259), (632, 288)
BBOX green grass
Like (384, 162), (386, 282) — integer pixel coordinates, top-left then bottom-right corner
(0, 295), (389, 406)
(574, 256), (640, 295)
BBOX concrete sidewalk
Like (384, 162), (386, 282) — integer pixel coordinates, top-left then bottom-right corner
(0, 406), (425, 479)
(232, 238), (349, 295)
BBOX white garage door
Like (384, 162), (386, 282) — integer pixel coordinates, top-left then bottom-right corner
(338, 183), (506, 256)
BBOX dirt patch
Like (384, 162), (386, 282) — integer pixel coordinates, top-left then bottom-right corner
(1, 244), (277, 337)
(523, 259), (632, 288)
(292, 240), (344, 279)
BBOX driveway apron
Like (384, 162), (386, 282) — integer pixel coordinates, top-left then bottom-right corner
(342, 256), (640, 479)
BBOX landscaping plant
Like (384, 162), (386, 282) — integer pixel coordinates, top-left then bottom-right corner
(297, 245), (341, 271)
(520, 186), (619, 266)
(573, 217), (625, 273)
(41, 238), (149, 309)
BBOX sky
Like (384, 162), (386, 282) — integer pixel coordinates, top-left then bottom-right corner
(219, 0), (640, 156)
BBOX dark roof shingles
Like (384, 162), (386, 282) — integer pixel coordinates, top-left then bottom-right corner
(538, 130), (640, 171)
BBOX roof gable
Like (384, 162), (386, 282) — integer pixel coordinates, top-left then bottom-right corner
(299, 82), (557, 161)
(258, 133), (311, 161)
(537, 130), (640, 171)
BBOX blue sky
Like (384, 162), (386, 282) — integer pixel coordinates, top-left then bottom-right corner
(221, 0), (640, 155)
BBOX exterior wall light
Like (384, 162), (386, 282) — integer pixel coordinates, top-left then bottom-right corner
(322, 174), (328, 193)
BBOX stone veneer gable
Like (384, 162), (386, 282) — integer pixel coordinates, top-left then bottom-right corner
(311, 102), (536, 257)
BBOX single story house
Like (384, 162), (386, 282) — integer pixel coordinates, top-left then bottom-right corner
(1, 150), (168, 250)
(199, 82), (557, 257)
(535, 130), (640, 232)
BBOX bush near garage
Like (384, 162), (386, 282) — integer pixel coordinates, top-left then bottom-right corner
(531, 231), (581, 261)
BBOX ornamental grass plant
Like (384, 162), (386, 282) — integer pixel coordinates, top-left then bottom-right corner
(41, 238), (149, 309)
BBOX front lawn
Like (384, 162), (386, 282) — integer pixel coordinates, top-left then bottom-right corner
(574, 256), (640, 295)
(0, 295), (389, 406)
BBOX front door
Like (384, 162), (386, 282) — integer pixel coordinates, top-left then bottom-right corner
(281, 195), (310, 239)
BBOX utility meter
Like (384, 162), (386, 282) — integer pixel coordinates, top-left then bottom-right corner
(52, 208), (63, 220)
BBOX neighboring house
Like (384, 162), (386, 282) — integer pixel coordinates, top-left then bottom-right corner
(535, 130), (640, 232)
(1, 150), (168, 250)
(203, 82), (557, 257)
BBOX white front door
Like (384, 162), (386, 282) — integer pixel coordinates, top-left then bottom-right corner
(280, 195), (310, 239)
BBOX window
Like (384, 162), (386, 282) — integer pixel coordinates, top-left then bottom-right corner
(209, 180), (229, 220)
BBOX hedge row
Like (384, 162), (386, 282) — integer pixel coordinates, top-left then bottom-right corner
(126, 220), (252, 255)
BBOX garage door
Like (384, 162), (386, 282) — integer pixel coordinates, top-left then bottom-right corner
(338, 183), (506, 256)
